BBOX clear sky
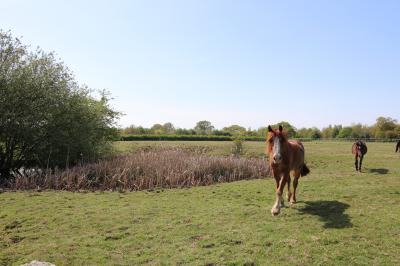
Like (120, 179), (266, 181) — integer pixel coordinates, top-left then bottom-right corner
(1, 0), (399, 129)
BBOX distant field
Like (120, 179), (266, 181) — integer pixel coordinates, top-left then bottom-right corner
(1, 141), (400, 265)
(113, 140), (268, 158)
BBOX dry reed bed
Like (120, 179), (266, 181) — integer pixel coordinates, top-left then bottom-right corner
(10, 148), (269, 191)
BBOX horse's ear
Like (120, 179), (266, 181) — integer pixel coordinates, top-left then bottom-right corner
(278, 125), (283, 132)
(268, 125), (273, 132)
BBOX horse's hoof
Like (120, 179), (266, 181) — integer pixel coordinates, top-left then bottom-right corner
(287, 194), (292, 202)
(290, 200), (296, 205)
(271, 208), (280, 216)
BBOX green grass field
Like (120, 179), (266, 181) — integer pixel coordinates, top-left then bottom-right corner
(1, 141), (400, 265)
(113, 140), (268, 158)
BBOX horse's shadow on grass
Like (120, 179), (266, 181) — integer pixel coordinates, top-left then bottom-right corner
(297, 200), (352, 229)
(368, 168), (389, 174)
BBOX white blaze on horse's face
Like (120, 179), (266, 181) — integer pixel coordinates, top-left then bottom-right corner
(273, 136), (282, 164)
(358, 147), (364, 156)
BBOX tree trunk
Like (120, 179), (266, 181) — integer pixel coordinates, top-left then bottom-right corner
(0, 168), (11, 186)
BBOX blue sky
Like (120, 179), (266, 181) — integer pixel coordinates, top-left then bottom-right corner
(1, 0), (399, 129)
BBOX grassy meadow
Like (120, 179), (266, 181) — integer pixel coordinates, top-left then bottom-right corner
(1, 141), (400, 265)
(113, 140), (268, 158)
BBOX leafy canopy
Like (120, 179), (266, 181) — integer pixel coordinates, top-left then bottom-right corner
(0, 30), (120, 180)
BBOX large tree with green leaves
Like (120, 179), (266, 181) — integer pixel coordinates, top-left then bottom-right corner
(222, 125), (247, 136)
(194, 120), (214, 135)
(0, 30), (119, 181)
(269, 121), (297, 138)
(373, 117), (398, 138)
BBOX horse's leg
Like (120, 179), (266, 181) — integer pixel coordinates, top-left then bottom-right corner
(274, 176), (280, 189)
(271, 173), (280, 214)
(359, 154), (363, 172)
(271, 174), (288, 216)
(291, 171), (300, 204)
(354, 155), (359, 171)
(287, 175), (292, 203)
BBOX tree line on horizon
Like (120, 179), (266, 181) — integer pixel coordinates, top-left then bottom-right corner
(121, 117), (400, 139)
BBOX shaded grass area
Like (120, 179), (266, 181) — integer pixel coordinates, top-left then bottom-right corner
(298, 200), (352, 229)
(1, 141), (400, 265)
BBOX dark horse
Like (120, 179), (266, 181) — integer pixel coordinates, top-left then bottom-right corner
(352, 140), (367, 172)
(267, 125), (310, 216)
(396, 140), (400, 153)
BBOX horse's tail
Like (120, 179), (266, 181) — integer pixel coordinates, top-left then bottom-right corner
(301, 163), (310, 177)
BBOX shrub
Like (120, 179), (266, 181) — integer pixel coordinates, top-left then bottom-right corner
(231, 136), (244, 157)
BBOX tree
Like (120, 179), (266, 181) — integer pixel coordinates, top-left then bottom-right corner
(175, 128), (196, 135)
(150, 124), (164, 135)
(268, 121), (297, 138)
(0, 30), (120, 181)
(162, 122), (175, 134)
(297, 127), (321, 139)
(257, 127), (268, 137)
(122, 125), (137, 135)
(121, 125), (149, 135)
(309, 127), (322, 139)
(338, 127), (353, 138)
(373, 117), (398, 138)
(194, 120), (214, 135)
(331, 125), (342, 138)
(222, 125), (246, 136)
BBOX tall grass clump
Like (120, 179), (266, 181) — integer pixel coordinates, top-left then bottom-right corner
(6, 148), (269, 191)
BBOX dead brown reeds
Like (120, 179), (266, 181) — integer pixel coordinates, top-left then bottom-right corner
(8, 148), (269, 191)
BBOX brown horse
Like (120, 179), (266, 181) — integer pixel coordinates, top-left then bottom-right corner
(396, 140), (400, 152)
(351, 140), (367, 172)
(266, 125), (310, 216)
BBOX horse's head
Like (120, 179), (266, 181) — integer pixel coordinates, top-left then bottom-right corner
(355, 140), (364, 155)
(267, 125), (287, 165)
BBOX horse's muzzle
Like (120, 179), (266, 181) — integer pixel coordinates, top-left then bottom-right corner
(273, 155), (282, 164)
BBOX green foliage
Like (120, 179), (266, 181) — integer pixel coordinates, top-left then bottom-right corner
(120, 118), (400, 140)
(335, 124), (370, 139)
(212, 129), (232, 136)
(337, 127), (353, 138)
(175, 128), (196, 135)
(297, 127), (322, 139)
(231, 136), (244, 157)
(268, 121), (297, 137)
(0, 30), (119, 179)
(373, 117), (398, 138)
(194, 120), (214, 135)
(122, 125), (150, 135)
(162, 122), (175, 134)
(150, 124), (164, 135)
(321, 125), (342, 138)
(223, 125), (247, 136)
